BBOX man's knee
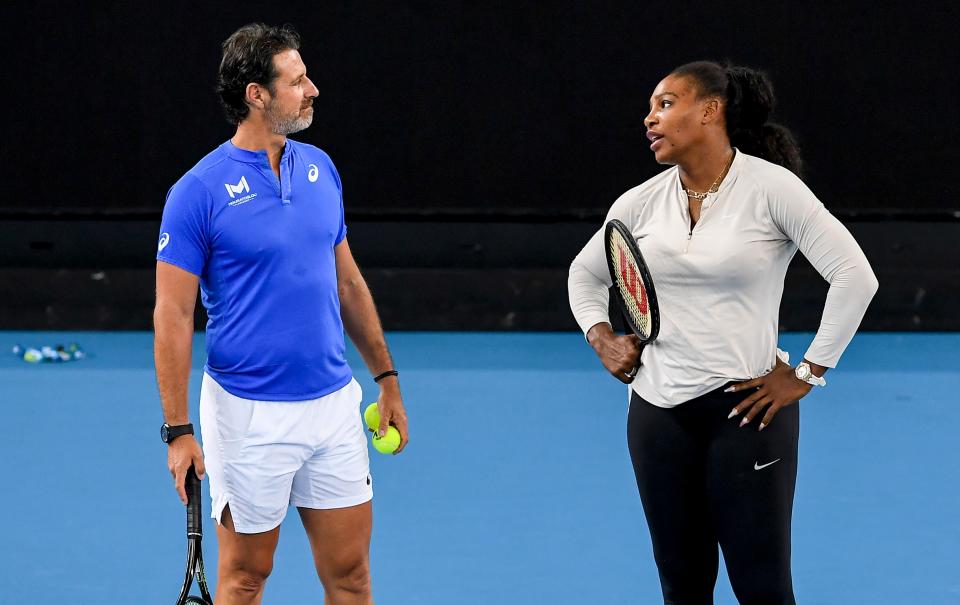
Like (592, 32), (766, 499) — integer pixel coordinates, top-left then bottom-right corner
(219, 544), (275, 596)
(220, 563), (273, 595)
(329, 557), (371, 595)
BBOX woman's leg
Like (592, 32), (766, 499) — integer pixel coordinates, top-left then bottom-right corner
(628, 392), (719, 605)
(706, 395), (799, 605)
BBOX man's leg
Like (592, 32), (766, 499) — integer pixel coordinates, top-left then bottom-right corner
(299, 502), (374, 605)
(200, 375), (309, 605)
(214, 505), (282, 605)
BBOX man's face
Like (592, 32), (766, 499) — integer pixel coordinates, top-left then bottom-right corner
(264, 49), (319, 135)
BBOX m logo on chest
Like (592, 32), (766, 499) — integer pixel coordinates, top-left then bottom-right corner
(225, 176), (258, 207)
(224, 176), (250, 198)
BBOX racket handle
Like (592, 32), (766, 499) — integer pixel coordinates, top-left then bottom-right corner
(186, 465), (203, 537)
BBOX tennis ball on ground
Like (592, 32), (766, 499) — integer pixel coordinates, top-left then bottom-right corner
(372, 426), (401, 454)
(363, 402), (380, 433)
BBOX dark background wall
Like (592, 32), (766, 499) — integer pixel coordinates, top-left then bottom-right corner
(1, 1), (957, 330)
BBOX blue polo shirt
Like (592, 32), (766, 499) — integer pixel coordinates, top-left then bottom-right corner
(157, 139), (352, 400)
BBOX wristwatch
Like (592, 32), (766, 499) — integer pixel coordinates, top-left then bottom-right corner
(160, 422), (194, 444)
(794, 362), (826, 387)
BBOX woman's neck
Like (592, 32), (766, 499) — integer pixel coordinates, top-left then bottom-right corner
(678, 143), (735, 194)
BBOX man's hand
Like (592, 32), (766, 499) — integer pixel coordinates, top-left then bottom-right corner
(375, 379), (409, 454)
(587, 323), (643, 384)
(167, 435), (205, 505)
(725, 358), (814, 431)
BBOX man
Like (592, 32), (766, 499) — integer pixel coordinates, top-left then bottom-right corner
(154, 23), (409, 605)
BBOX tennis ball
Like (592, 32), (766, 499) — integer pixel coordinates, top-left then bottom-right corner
(363, 402), (380, 433)
(372, 426), (401, 454)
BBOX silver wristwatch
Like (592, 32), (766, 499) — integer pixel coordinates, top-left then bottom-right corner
(794, 362), (826, 387)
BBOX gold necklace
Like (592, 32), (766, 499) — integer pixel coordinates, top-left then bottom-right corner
(684, 151), (735, 201)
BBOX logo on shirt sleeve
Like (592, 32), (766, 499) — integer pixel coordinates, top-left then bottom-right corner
(307, 164), (319, 182)
(224, 176), (250, 198)
(158, 232), (170, 252)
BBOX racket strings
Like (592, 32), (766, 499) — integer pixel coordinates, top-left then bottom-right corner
(609, 233), (652, 338)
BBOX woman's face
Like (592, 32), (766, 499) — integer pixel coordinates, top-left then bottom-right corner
(643, 74), (714, 165)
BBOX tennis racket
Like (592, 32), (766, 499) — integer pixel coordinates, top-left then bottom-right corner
(175, 466), (213, 605)
(604, 219), (660, 378)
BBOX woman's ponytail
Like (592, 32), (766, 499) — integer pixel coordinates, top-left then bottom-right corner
(724, 66), (802, 176)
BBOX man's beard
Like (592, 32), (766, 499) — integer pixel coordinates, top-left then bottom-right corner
(266, 102), (313, 136)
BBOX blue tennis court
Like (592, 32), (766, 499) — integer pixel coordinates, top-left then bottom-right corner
(1, 331), (957, 604)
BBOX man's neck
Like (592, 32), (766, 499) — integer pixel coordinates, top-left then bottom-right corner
(231, 119), (286, 174)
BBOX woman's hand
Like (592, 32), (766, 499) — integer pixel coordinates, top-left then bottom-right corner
(725, 358), (815, 430)
(587, 323), (643, 384)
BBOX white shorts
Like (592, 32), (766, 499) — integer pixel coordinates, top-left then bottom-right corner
(199, 374), (372, 534)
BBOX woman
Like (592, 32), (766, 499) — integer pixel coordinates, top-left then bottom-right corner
(568, 61), (878, 604)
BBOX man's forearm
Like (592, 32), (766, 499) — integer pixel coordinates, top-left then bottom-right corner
(154, 305), (194, 424)
(339, 276), (394, 375)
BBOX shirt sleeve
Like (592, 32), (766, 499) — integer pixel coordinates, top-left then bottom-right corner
(323, 153), (348, 245)
(156, 173), (212, 276)
(568, 189), (644, 336)
(767, 173), (879, 368)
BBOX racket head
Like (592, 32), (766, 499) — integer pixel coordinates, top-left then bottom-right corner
(184, 597), (213, 605)
(604, 219), (660, 343)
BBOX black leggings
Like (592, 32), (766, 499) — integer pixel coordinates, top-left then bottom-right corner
(627, 385), (799, 605)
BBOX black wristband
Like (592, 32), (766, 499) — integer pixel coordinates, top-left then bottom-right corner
(161, 422), (194, 444)
(373, 370), (399, 383)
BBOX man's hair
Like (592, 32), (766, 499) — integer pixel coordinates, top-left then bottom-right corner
(216, 23), (301, 125)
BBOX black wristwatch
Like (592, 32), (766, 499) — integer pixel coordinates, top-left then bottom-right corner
(160, 422), (194, 444)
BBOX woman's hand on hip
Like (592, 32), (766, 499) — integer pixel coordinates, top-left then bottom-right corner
(725, 358), (811, 430)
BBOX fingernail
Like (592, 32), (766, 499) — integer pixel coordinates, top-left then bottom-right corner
(739, 417), (749, 428)
(379, 430), (385, 437)
(727, 408), (739, 419)
(724, 386), (735, 393)
(759, 423), (766, 431)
